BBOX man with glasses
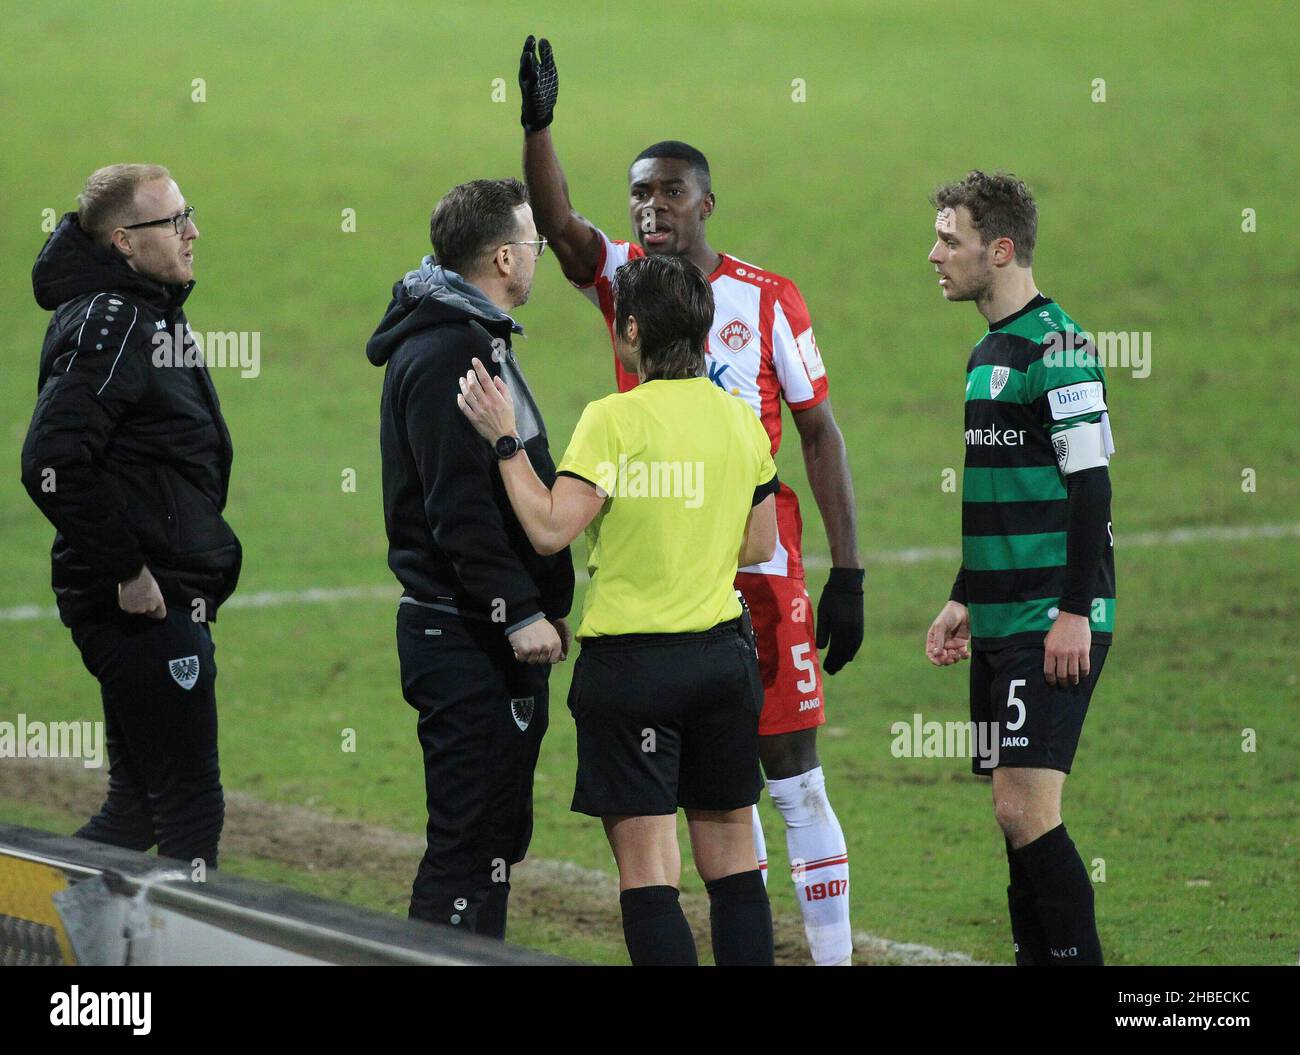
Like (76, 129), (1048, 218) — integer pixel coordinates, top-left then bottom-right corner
(22, 164), (242, 871)
(366, 177), (573, 937)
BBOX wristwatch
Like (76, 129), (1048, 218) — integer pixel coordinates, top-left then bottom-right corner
(494, 434), (524, 460)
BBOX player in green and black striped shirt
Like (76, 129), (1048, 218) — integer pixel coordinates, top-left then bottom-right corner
(924, 171), (1114, 966)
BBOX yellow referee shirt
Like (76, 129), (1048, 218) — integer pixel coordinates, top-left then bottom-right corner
(556, 376), (778, 638)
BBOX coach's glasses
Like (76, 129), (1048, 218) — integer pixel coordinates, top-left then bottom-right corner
(502, 237), (547, 258)
(122, 205), (196, 237)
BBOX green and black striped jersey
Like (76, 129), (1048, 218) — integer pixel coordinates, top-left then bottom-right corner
(959, 294), (1116, 650)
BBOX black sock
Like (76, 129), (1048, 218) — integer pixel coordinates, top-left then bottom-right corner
(1012, 824), (1103, 966)
(1005, 839), (1049, 965)
(705, 870), (774, 966)
(619, 885), (698, 966)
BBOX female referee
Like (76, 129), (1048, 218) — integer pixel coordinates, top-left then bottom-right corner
(457, 253), (778, 965)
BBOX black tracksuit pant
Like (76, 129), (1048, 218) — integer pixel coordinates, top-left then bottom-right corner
(69, 607), (223, 868)
(396, 602), (549, 938)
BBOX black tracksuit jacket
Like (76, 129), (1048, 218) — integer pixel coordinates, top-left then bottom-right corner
(366, 263), (573, 635)
(21, 214), (242, 626)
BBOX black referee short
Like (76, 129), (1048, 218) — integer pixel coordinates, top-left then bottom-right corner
(969, 643), (1108, 775)
(568, 618), (764, 817)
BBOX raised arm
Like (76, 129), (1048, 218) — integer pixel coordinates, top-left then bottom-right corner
(519, 35), (602, 285)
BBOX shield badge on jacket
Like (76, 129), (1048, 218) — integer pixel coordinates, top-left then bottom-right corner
(168, 656), (200, 691)
(990, 366), (1010, 399)
(510, 696), (535, 732)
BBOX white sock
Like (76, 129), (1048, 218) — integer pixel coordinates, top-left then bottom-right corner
(768, 766), (852, 966)
(751, 804), (769, 887)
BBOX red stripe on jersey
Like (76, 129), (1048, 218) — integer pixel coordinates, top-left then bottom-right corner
(721, 254), (781, 284)
(785, 391), (826, 411)
(776, 280), (828, 412)
(789, 311), (816, 391)
(756, 286), (782, 453)
(595, 240), (646, 392)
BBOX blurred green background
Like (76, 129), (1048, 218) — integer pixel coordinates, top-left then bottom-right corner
(0, 0), (1295, 964)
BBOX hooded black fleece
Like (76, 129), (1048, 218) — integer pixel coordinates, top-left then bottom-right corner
(366, 259), (573, 635)
(21, 213), (241, 626)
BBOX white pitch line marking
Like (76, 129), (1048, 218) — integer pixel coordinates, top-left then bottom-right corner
(2, 521), (1296, 623)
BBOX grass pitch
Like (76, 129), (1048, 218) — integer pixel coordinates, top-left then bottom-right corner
(0, 0), (1295, 964)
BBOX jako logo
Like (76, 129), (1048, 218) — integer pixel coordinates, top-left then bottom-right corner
(50, 987), (151, 1035)
(797, 697), (821, 712)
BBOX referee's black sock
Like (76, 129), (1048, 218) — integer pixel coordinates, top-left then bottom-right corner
(1006, 839), (1049, 965)
(1012, 824), (1104, 966)
(619, 885), (698, 966)
(705, 869), (774, 966)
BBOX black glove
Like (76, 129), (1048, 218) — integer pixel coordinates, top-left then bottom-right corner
(519, 35), (558, 133)
(816, 567), (864, 675)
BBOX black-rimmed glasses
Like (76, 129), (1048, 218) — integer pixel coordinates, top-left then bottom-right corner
(122, 206), (196, 236)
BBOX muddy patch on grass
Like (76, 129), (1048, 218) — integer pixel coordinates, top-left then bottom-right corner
(0, 758), (974, 964)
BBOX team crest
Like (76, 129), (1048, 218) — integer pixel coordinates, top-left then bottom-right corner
(718, 319), (754, 352)
(510, 696), (535, 732)
(989, 366), (1010, 399)
(168, 656), (200, 691)
(1053, 433), (1069, 470)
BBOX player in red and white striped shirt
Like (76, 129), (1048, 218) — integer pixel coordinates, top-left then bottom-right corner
(519, 36), (864, 965)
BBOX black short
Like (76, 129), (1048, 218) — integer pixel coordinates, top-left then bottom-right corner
(969, 644), (1108, 775)
(568, 619), (764, 817)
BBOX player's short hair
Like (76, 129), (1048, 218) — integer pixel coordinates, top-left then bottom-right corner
(931, 170), (1037, 265)
(429, 177), (529, 276)
(77, 163), (172, 246)
(630, 140), (711, 193)
(612, 254), (714, 381)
